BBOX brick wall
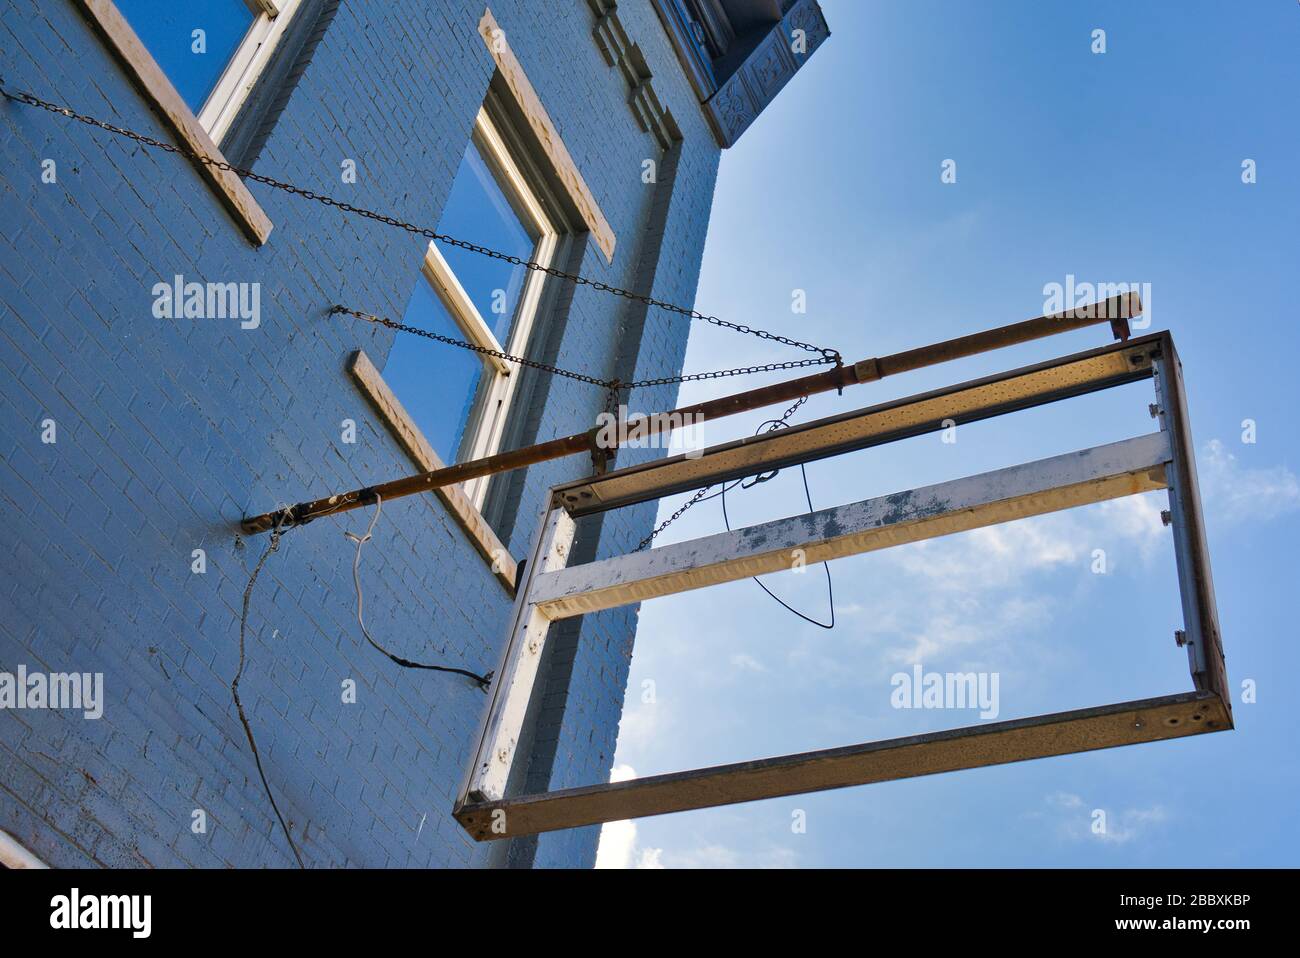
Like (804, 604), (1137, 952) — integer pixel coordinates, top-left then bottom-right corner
(0, 0), (719, 867)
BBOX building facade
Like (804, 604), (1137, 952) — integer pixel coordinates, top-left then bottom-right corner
(0, 0), (826, 867)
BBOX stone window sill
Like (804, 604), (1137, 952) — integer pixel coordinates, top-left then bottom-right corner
(349, 349), (519, 593)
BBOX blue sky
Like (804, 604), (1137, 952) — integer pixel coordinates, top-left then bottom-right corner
(597, 0), (1300, 868)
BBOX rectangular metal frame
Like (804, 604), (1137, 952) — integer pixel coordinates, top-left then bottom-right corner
(454, 331), (1231, 841)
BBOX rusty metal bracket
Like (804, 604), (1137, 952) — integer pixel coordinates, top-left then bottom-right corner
(241, 293), (1144, 535)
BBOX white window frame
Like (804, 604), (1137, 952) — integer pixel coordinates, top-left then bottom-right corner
(197, 0), (304, 144)
(415, 107), (558, 507)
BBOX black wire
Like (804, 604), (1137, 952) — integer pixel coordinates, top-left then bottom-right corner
(234, 515), (306, 868)
(345, 497), (494, 690)
(365, 643), (493, 687)
(720, 418), (835, 630)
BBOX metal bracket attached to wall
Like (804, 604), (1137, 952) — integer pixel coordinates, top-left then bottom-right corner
(454, 330), (1231, 842)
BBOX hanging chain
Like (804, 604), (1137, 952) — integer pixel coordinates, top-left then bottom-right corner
(604, 379), (624, 418)
(626, 357), (833, 389)
(334, 305), (836, 391)
(332, 305), (614, 387)
(1, 85), (841, 367)
(634, 395), (809, 551)
(769, 395), (810, 428)
(635, 485), (714, 552)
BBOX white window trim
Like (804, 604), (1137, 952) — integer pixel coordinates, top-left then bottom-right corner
(417, 107), (558, 507)
(198, 0), (304, 144)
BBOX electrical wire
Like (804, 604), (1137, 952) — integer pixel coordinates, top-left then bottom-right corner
(234, 512), (306, 868)
(634, 398), (835, 628)
(345, 496), (493, 689)
(719, 439), (835, 632)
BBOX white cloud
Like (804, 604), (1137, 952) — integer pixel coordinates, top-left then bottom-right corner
(1096, 806), (1168, 846)
(861, 494), (1166, 667)
(637, 847), (665, 868)
(594, 766), (663, 869)
(729, 652), (768, 672)
(1095, 494), (1167, 560)
(1199, 439), (1300, 524)
(658, 841), (799, 869)
(616, 696), (667, 756)
(665, 843), (741, 868)
(887, 595), (1053, 666)
(594, 818), (637, 869)
(1043, 792), (1169, 846)
(892, 493), (1165, 592)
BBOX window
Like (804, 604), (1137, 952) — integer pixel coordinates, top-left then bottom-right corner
(114, 0), (302, 144)
(381, 107), (558, 507)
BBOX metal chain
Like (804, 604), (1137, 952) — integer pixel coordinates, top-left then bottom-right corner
(334, 305), (834, 391)
(635, 485), (714, 552)
(332, 305), (613, 387)
(768, 395), (810, 428)
(2, 86), (841, 366)
(634, 395), (809, 551)
(626, 358), (831, 389)
(604, 379), (624, 418)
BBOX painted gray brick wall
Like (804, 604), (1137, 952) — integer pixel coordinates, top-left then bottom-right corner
(0, 0), (720, 867)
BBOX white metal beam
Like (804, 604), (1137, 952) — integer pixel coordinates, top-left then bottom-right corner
(463, 507), (576, 804)
(531, 433), (1171, 619)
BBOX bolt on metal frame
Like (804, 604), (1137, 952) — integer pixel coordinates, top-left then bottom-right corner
(454, 330), (1230, 842)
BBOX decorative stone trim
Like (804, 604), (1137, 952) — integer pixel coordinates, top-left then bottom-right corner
(349, 349), (518, 593)
(478, 8), (617, 263)
(587, 0), (681, 150)
(648, 0), (830, 149)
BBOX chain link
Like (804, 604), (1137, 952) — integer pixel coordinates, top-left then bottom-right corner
(334, 305), (834, 392)
(332, 305), (614, 387)
(626, 359), (831, 389)
(2, 86), (842, 366)
(634, 395), (809, 551)
(635, 485), (714, 552)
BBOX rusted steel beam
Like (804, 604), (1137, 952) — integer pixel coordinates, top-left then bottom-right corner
(240, 293), (1141, 534)
(456, 691), (1229, 840)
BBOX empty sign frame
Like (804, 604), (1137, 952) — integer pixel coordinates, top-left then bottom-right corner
(455, 331), (1231, 841)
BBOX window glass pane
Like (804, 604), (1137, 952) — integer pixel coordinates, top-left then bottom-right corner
(117, 0), (256, 114)
(383, 278), (485, 465)
(434, 138), (535, 345)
